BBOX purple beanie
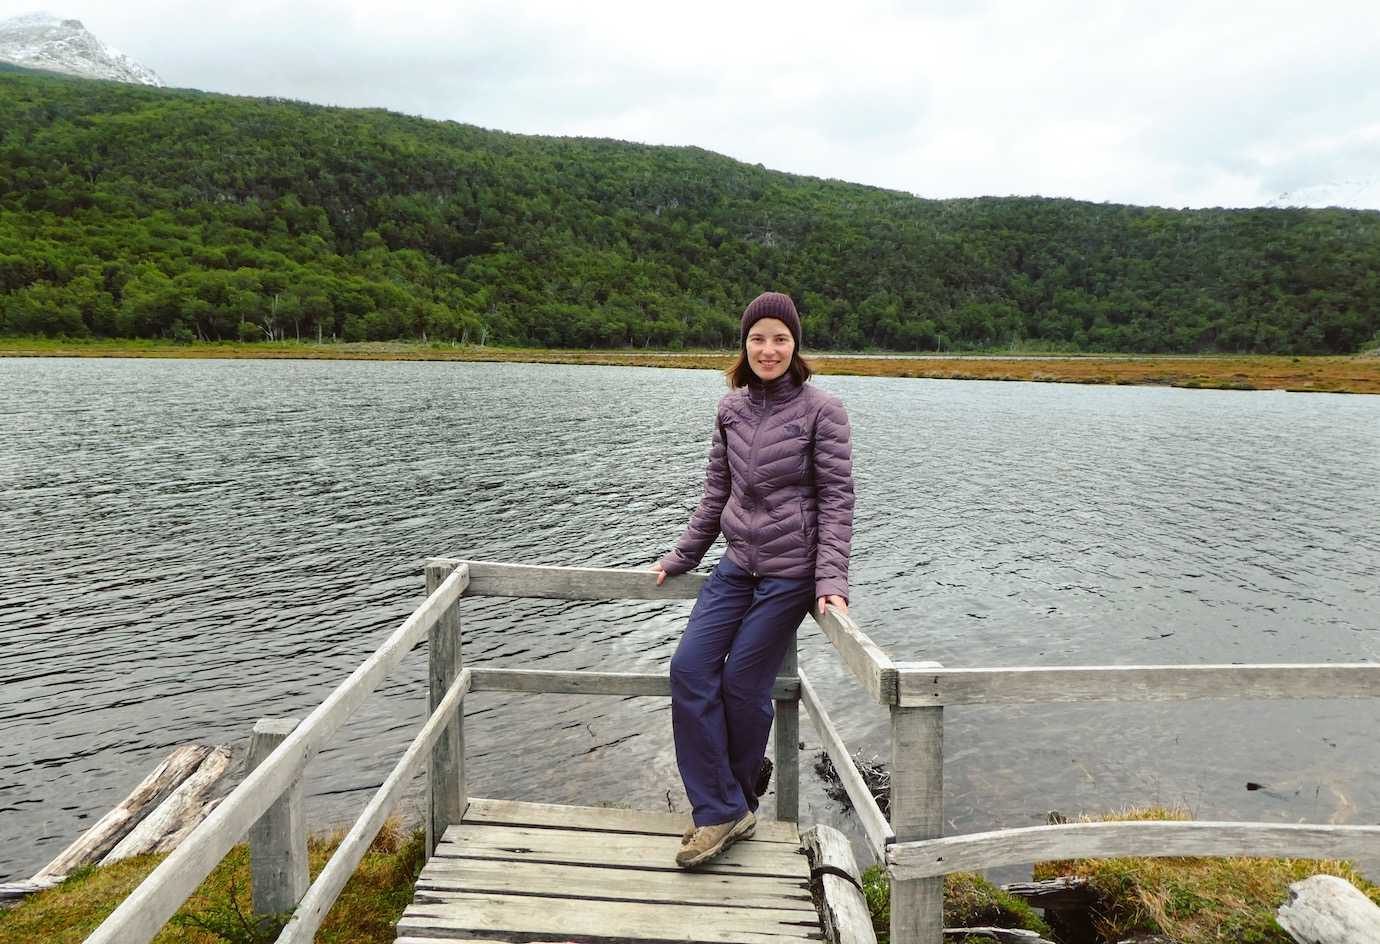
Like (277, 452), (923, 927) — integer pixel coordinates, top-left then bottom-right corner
(740, 292), (802, 349)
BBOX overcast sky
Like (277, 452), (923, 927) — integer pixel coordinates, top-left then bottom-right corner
(7, 0), (1380, 209)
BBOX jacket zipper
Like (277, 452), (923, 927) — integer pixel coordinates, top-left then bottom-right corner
(747, 382), (772, 576)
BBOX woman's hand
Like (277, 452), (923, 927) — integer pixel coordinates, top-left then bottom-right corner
(817, 594), (848, 617)
(652, 561), (667, 586)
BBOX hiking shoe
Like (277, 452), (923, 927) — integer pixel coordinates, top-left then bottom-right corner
(674, 812), (755, 868)
(755, 757), (773, 797)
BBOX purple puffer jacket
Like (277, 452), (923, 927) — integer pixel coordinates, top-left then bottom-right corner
(659, 373), (855, 601)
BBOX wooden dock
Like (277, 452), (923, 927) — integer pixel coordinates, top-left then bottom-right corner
(397, 798), (821, 943)
(81, 558), (1380, 944)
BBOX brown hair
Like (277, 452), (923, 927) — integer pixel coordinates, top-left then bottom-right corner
(724, 347), (814, 389)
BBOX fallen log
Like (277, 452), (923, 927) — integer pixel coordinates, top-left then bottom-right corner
(802, 824), (877, 944)
(1276, 874), (1380, 943)
(1001, 876), (1095, 910)
(0, 877), (62, 907)
(152, 795), (224, 853)
(32, 744), (211, 882)
(102, 746), (233, 864)
(942, 928), (1056, 943)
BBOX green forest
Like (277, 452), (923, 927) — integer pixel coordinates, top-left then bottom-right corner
(2, 65), (1378, 354)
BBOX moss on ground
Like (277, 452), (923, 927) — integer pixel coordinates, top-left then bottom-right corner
(0, 820), (424, 944)
(1031, 805), (1380, 944)
(861, 864), (1052, 943)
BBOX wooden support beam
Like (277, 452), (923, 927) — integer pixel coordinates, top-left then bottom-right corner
(803, 824), (878, 944)
(889, 702), (944, 944)
(428, 557), (705, 600)
(897, 662), (1380, 707)
(469, 667), (799, 700)
(886, 821), (1380, 881)
(84, 562), (470, 944)
(808, 606), (897, 704)
(274, 669), (473, 944)
(426, 562), (466, 856)
(774, 634), (799, 823)
(247, 719), (307, 916)
(798, 669), (894, 856)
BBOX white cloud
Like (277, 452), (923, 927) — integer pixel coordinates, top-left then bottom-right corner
(4, 0), (1378, 208)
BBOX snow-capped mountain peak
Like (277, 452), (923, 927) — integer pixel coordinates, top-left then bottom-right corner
(0, 11), (163, 87)
(1268, 176), (1380, 212)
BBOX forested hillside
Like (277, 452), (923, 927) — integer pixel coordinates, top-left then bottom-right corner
(2, 67), (1378, 353)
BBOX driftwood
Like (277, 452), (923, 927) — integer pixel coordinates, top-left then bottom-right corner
(32, 745), (211, 882)
(0, 877), (62, 907)
(942, 930), (1056, 943)
(1001, 876), (1095, 910)
(801, 824), (876, 944)
(1276, 874), (1380, 943)
(102, 746), (233, 863)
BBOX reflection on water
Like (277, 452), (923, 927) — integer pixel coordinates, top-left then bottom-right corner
(1, 357), (1377, 880)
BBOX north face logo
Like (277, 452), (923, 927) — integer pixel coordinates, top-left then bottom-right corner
(783, 423), (803, 436)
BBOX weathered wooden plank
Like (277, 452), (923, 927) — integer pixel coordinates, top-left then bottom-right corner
(273, 668), (472, 944)
(434, 823), (808, 878)
(802, 824), (878, 944)
(397, 895), (822, 942)
(103, 745), (233, 864)
(462, 797), (800, 844)
(246, 720), (308, 917)
(999, 876), (1094, 910)
(34, 744), (211, 881)
(417, 858), (814, 910)
(939, 929), (1054, 942)
(889, 703), (944, 944)
(1276, 874), (1380, 943)
(426, 563), (466, 856)
(469, 666), (799, 700)
(0, 877), (62, 908)
(798, 670), (894, 856)
(897, 663), (1380, 707)
(429, 556), (706, 600)
(84, 563), (470, 944)
(151, 796), (223, 853)
(775, 636), (800, 824)
(808, 606), (897, 704)
(887, 821), (1380, 880)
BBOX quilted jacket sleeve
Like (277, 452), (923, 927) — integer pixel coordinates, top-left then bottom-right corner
(813, 395), (855, 601)
(659, 404), (730, 575)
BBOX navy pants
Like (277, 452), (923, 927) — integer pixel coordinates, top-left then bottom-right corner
(670, 555), (815, 826)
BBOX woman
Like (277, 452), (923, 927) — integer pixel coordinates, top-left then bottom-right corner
(652, 290), (855, 869)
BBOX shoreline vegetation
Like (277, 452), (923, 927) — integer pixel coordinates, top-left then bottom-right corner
(7, 807), (1377, 944)
(4, 338), (1380, 394)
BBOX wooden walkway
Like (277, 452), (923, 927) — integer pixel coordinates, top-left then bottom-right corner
(396, 798), (824, 943)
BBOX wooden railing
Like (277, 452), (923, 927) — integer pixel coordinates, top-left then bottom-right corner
(81, 558), (1380, 944)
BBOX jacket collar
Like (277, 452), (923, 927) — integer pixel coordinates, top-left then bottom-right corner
(740, 373), (805, 414)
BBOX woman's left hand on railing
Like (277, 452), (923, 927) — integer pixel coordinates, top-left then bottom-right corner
(818, 595), (848, 617)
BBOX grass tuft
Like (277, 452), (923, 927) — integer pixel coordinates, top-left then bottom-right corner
(1031, 804), (1380, 943)
(0, 817), (425, 944)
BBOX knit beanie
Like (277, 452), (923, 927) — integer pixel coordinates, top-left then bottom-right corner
(740, 291), (802, 349)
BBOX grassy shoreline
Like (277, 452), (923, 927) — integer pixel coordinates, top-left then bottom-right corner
(3, 337), (1379, 394)
(9, 806), (1376, 944)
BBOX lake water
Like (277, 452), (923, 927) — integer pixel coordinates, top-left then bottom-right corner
(2, 356), (1377, 882)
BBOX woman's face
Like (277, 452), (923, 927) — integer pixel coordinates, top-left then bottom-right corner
(746, 317), (795, 382)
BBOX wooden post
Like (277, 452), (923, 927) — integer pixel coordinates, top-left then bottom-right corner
(426, 562), (466, 854)
(773, 633), (799, 823)
(246, 718), (307, 916)
(889, 704), (944, 944)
